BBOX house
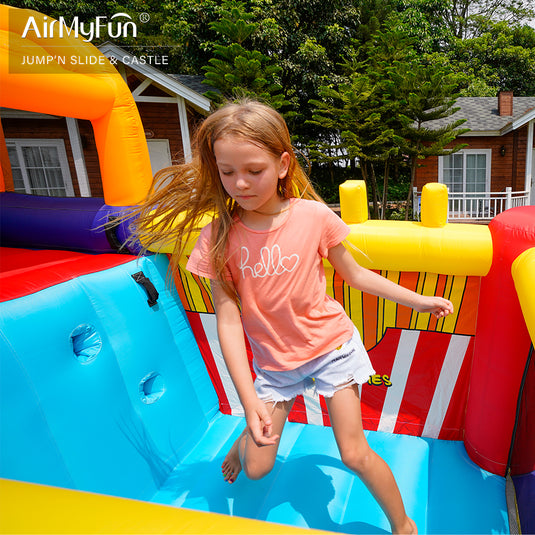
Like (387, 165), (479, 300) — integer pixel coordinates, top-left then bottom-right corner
(414, 92), (535, 220)
(0, 43), (212, 199)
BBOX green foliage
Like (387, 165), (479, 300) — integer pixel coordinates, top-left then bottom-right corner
(8, 0), (535, 212)
(310, 27), (411, 217)
(200, 1), (285, 108)
(310, 26), (469, 218)
(161, 0), (221, 74)
(390, 61), (469, 217)
(449, 20), (535, 95)
(391, 0), (535, 95)
(390, 0), (455, 53)
(393, 0), (535, 41)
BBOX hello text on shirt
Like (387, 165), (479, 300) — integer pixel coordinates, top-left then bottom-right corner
(239, 245), (300, 278)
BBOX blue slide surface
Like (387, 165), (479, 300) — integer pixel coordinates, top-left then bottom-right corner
(0, 253), (508, 533)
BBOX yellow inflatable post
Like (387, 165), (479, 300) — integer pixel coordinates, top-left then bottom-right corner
(339, 180), (369, 224)
(339, 180), (492, 276)
(420, 182), (448, 228)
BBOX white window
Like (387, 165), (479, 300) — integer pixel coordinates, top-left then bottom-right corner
(6, 139), (74, 197)
(439, 149), (491, 193)
(438, 149), (493, 218)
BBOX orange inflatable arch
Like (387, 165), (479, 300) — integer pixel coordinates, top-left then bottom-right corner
(0, 4), (152, 206)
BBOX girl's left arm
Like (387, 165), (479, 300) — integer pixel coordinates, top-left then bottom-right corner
(328, 242), (454, 319)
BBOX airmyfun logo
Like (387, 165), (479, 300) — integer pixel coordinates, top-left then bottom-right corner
(21, 12), (139, 43)
(10, 11), (167, 73)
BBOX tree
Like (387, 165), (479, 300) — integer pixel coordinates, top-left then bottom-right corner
(160, 0), (221, 74)
(310, 27), (416, 219)
(201, 1), (285, 108)
(389, 0), (455, 53)
(393, 0), (535, 42)
(320, 79), (403, 219)
(438, 0), (535, 39)
(356, 27), (416, 218)
(310, 25), (470, 219)
(244, 0), (398, 144)
(449, 20), (535, 95)
(393, 62), (470, 218)
(390, 0), (535, 95)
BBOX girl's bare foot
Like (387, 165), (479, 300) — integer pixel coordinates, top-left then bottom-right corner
(221, 434), (243, 483)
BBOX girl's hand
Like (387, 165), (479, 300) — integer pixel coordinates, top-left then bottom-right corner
(244, 398), (280, 447)
(414, 296), (454, 319)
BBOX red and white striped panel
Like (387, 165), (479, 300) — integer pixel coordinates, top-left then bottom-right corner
(187, 312), (474, 440)
(362, 328), (474, 440)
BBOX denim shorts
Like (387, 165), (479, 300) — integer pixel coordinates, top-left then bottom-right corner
(253, 328), (375, 403)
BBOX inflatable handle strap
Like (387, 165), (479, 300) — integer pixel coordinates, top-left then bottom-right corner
(132, 272), (159, 307)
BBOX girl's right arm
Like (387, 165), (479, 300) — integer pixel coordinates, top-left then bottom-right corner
(211, 281), (280, 447)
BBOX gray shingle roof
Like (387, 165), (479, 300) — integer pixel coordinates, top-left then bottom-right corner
(425, 96), (535, 134)
(168, 74), (218, 96)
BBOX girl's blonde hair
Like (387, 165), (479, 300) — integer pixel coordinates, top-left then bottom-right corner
(132, 99), (323, 298)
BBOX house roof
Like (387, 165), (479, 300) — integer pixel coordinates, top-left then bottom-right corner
(168, 74), (211, 95)
(426, 96), (535, 136)
(97, 42), (212, 113)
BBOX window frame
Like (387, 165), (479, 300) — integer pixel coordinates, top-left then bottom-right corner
(438, 149), (492, 194)
(6, 138), (75, 197)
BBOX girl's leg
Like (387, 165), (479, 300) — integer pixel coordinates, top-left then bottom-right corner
(222, 398), (294, 483)
(325, 385), (417, 535)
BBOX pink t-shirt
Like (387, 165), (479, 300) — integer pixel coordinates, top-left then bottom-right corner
(186, 198), (355, 371)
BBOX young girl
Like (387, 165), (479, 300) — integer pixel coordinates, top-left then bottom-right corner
(133, 100), (453, 535)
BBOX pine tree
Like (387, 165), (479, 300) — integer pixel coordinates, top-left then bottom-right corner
(201, 0), (285, 108)
(311, 25), (470, 219)
(393, 62), (469, 218)
(309, 28), (410, 218)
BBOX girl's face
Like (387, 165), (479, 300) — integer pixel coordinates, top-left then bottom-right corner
(213, 136), (290, 214)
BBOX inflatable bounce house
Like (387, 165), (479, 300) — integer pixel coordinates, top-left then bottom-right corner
(1, 6), (534, 534)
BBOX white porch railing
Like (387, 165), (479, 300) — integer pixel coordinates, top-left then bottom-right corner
(413, 187), (531, 221)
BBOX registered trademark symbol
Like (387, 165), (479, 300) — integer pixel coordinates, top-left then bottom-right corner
(139, 12), (150, 23)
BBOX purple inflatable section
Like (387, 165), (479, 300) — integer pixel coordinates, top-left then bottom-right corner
(514, 471), (535, 534)
(0, 192), (137, 253)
